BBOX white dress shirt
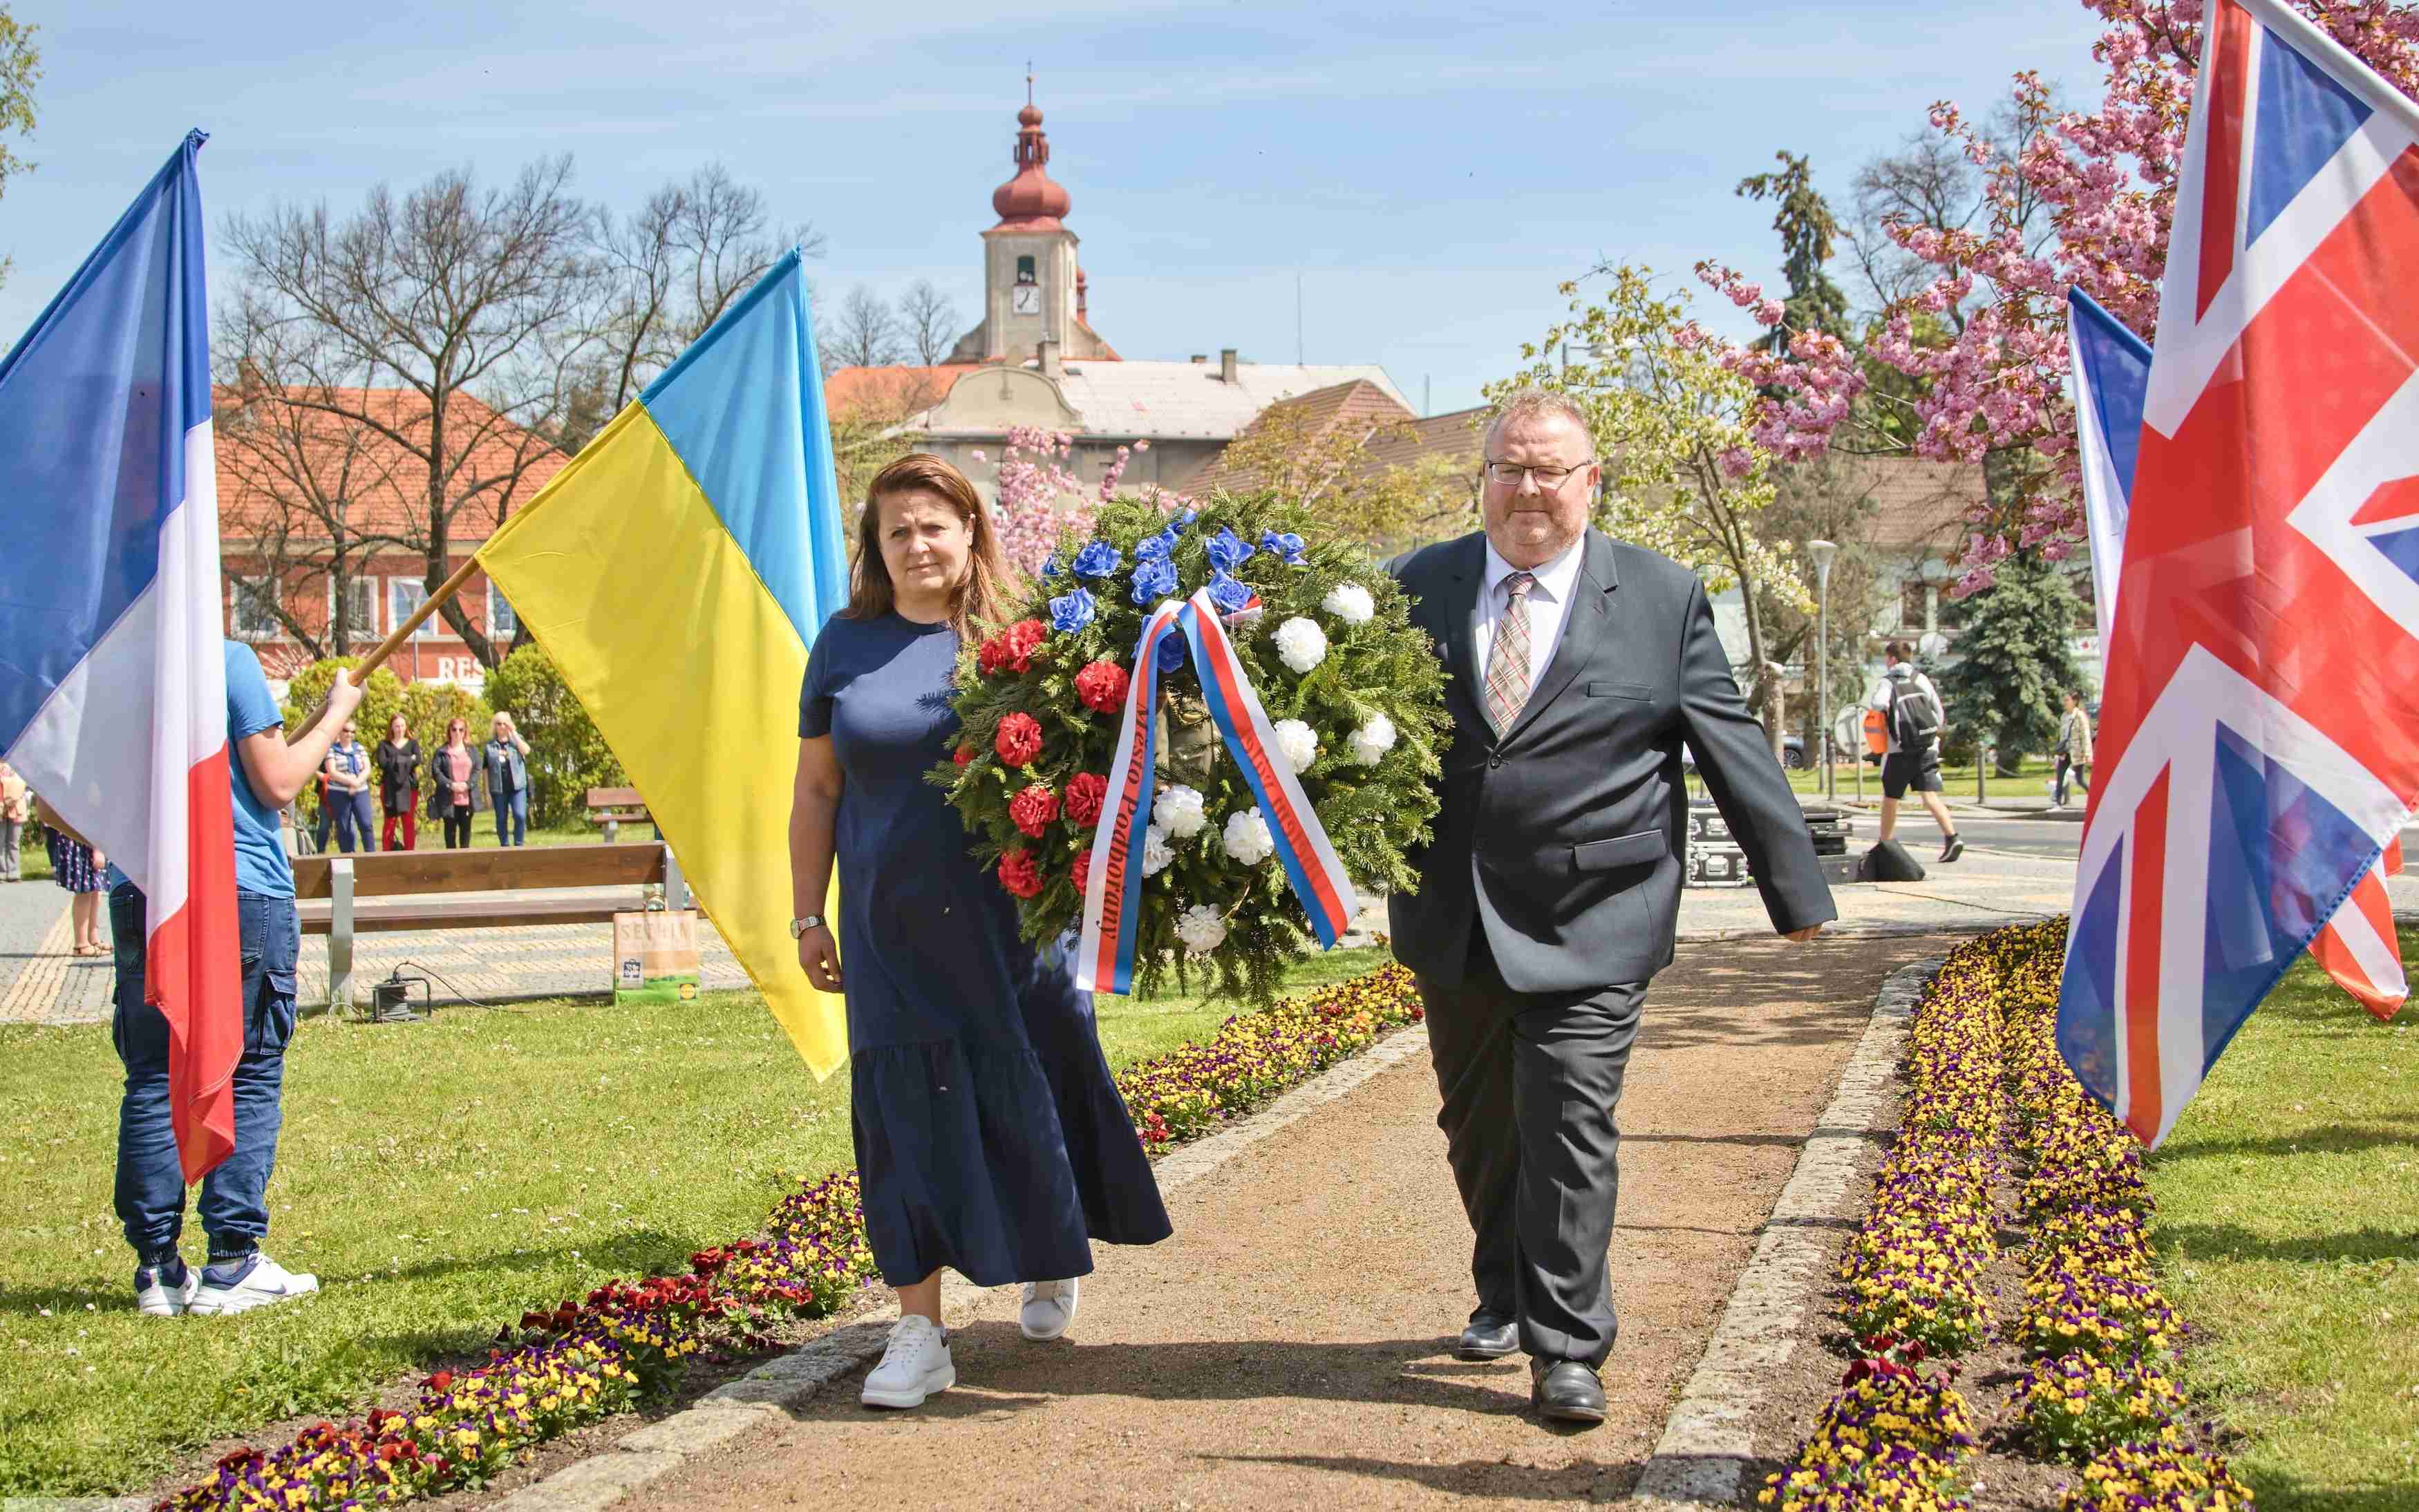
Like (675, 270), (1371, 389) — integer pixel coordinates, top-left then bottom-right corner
(1474, 534), (1585, 708)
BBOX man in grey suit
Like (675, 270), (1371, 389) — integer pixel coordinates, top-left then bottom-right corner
(1389, 388), (1837, 1424)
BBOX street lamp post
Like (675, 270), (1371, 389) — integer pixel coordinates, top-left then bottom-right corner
(1807, 540), (1838, 804)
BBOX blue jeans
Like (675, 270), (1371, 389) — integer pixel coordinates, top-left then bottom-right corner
(494, 786), (527, 847)
(332, 790), (375, 852)
(110, 885), (299, 1265)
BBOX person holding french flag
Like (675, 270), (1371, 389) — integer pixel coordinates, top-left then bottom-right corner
(0, 133), (363, 1316)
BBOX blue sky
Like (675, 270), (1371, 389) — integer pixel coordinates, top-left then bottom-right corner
(0, 1), (2107, 415)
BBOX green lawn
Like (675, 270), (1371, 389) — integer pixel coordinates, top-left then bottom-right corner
(2147, 934), (2419, 1511)
(0, 945), (1387, 1495)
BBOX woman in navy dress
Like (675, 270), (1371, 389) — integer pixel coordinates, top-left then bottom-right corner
(789, 453), (1170, 1411)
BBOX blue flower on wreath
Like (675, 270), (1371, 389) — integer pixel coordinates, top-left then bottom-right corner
(1205, 525), (1256, 571)
(1133, 532), (1173, 565)
(1129, 556), (1179, 605)
(1048, 586), (1097, 635)
(1206, 569), (1254, 614)
(1173, 507), (1199, 529)
(1040, 554), (1062, 580)
(1071, 540), (1122, 579)
(1156, 630), (1189, 673)
(1260, 530), (1309, 566)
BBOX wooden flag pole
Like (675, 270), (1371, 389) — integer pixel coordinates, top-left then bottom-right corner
(290, 556), (486, 739)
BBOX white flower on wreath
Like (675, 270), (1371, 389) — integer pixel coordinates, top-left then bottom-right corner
(1272, 616), (1328, 675)
(1270, 717), (1319, 774)
(1222, 806), (1276, 867)
(1348, 712), (1398, 766)
(1140, 823), (1175, 877)
(1176, 903), (1229, 953)
(1321, 583), (1375, 626)
(1153, 784), (1207, 839)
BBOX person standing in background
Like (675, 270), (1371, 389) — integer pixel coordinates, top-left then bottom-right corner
(2053, 690), (2094, 809)
(47, 823), (108, 954)
(375, 714), (422, 852)
(0, 759), (26, 882)
(427, 717), (480, 849)
(320, 721), (375, 853)
(1867, 641), (1963, 863)
(481, 711), (531, 847)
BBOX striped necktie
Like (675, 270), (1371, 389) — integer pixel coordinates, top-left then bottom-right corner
(1484, 571), (1536, 737)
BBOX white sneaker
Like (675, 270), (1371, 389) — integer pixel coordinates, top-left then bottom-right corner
(1019, 1278), (1080, 1341)
(189, 1254), (319, 1316)
(134, 1263), (198, 1318)
(860, 1315), (954, 1409)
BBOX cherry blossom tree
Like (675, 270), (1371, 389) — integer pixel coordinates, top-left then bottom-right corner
(1706, 0), (2419, 592)
(979, 427), (1178, 576)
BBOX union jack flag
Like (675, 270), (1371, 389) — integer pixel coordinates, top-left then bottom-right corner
(2058, 0), (2419, 1147)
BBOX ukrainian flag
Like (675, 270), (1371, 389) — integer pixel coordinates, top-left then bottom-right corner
(477, 249), (851, 1073)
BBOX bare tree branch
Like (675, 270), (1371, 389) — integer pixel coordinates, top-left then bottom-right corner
(896, 279), (961, 366)
(825, 284), (903, 372)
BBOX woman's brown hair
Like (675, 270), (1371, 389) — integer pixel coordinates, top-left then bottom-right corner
(845, 453), (1017, 634)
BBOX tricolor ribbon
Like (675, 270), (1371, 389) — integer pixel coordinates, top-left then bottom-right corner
(1076, 588), (1361, 992)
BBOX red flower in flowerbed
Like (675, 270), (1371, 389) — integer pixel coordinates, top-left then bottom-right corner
(1008, 782), (1060, 838)
(1073, 658), (1128, 713)
(999, 847), (1044, 899)
(995, 712), (1044, 766)
(1072, 846), (1093, 889)
(1063, 771), (1109, 827)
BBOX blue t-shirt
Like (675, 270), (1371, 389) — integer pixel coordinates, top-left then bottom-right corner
(225, 642), (294, 898)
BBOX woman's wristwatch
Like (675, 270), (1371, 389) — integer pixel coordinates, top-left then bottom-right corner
(789, 915), (826, 938)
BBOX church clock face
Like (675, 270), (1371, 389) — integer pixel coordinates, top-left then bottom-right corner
(1011, 284), (1041, 316)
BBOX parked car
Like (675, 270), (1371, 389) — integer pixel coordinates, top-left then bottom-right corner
(1685, 734), (1808, 770)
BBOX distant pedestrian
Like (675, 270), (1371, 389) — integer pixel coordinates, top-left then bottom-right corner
(375, 714), (422, 852)
(1869, 640), (1963, 863)
(0, 759), (26, 882)
(481, 711), (531, 847)
(2054, 690), (2093, 809)
(427, 717), (480, 850)
(46, 825), (108, 954)
(321, 721), (375, 853)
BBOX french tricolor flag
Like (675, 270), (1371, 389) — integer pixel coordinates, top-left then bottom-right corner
(0, 131), (242, 1178)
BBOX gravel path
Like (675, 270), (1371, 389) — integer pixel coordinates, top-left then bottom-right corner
(616, 932), (1959, 1511)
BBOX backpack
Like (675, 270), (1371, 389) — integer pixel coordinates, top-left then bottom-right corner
(1890, 677), (1943, 749)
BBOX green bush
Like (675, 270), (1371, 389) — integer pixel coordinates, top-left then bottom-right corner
(482, 644), (624, 828)
(397, 679), (492, 755)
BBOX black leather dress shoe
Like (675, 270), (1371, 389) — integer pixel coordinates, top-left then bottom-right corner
(1455, 1312), (1519, 1361)
(1531, 1360), (1607, 1424)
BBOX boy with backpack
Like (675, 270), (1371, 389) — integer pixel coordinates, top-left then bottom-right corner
(1868, 640), (1963, 863)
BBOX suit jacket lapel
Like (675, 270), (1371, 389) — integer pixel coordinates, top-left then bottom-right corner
(1500, 530), (1618, 746)
(1439, 533), (1487, 724)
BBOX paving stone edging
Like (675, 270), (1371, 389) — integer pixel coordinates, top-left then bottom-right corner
(1628, 954), (1942, 1511)
(487, 1021), (1436, 1512)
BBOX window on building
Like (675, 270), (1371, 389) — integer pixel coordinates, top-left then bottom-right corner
(489, 583), (520, 643)
(389, 578), (439, 640)
(231, 577), (280, 641)
(328, 576), (378, 643)
(1015, 255), (1036, 285)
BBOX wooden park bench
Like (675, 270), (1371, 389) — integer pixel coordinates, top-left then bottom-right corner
(292, 842), (688, 1013)
(585, 786), (655, 843)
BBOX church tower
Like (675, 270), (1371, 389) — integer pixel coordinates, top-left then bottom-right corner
(948, 80), (1116, 366)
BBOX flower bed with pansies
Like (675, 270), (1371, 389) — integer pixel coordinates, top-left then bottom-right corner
(1762, 923), (2255, 1512)
(159, 965), (1424, 1511)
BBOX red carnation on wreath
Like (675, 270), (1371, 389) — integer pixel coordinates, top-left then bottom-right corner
(1063, 771), (1108, 826)
(977, 636), (1008, 677)
(1073, 658), (1127, 714)
(995, 712), (1044, 766)
(998, 847), (1044, 899)
(1071, 844), (1093, 889)
(1002, 617), (1046, 672)
(952, 741), (974, 768)
(1008, 782), (1060, 838)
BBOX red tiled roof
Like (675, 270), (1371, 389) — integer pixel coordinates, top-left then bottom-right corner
(822, 366), (978, 417)
(1186, 379), (1419, 494)
(214, 384), (567, 544)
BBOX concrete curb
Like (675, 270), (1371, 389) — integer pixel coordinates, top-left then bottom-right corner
(1627, 954), (1941, 1510)
(488, 1022), (1435, 1512)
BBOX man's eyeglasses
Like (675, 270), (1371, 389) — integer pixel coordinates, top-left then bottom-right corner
(1482, 459), (1596, 489)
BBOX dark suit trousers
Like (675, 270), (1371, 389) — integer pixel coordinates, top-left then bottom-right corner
(1418, 929), (1644, 1370)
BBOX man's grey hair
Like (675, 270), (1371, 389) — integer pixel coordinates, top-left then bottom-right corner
(1483, 386), (1593, 454)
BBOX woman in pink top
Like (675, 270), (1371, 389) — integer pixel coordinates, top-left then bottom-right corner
(426, 718), (481, 849)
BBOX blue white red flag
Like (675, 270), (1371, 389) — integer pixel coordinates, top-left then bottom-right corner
(2058, 0), (2419, 1146)
(2067, 287), (2407, 1021)
(0, 132), (241, 1180)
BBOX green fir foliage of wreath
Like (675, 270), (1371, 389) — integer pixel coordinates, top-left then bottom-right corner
(931, 492), (1451, 1001)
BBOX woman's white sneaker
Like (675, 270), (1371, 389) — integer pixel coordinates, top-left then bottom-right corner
(1019, 1277), (1079, 1341)
(133, 1262), (198, 1318)
(188, 1254), (319, 1316)
(860, 1315), (954, 1408)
